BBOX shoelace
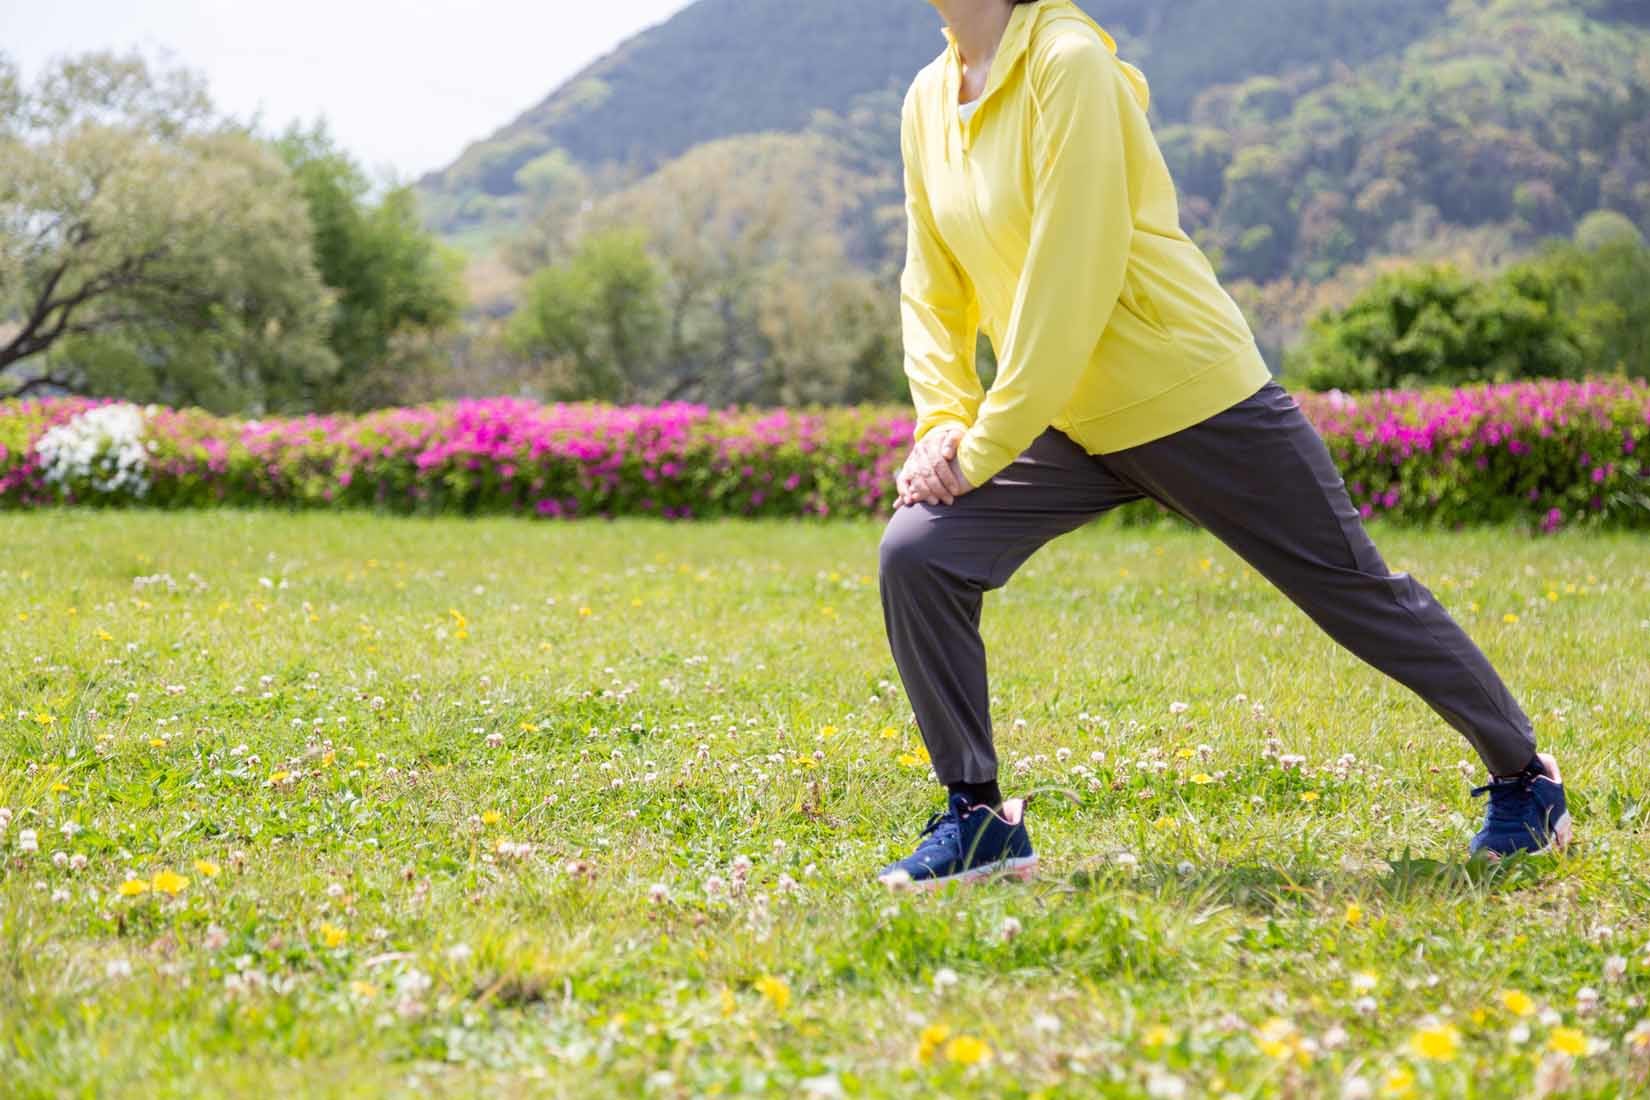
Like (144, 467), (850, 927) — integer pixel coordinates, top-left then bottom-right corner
(1470, 775), (1535, 827)
(915, 807), (961, 852)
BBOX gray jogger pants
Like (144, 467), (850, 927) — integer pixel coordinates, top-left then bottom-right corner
(877, 380), (1538, 784)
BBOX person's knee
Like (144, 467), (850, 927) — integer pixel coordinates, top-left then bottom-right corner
(878, 510), (939, 585)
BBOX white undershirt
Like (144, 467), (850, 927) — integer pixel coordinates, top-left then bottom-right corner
(958, 96), (982, 123)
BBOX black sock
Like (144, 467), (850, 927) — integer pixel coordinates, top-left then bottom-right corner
(1494, 753), (1544, 781)
(948, 779), (1002, 810)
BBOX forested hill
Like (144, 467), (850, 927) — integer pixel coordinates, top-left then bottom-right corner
(420, 0), (1650, 294)
(419, 0), (1452, 230)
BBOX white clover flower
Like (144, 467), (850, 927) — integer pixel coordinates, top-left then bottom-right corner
(1146, 1070), (1186, 1100)
(17, 828), (38, 853)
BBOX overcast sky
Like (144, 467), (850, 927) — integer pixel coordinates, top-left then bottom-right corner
(3, 0), (696, 182)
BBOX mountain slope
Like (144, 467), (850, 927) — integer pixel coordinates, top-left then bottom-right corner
(421, 0), (1650, 332)
(419, 0), (1452, 235)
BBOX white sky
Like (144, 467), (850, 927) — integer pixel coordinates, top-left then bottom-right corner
(2, 0), (696, 183)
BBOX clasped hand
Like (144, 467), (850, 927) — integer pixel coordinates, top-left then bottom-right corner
(895, 426), (975, 508)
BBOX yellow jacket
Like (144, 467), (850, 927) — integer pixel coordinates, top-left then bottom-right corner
(900, 0), (1272, 488)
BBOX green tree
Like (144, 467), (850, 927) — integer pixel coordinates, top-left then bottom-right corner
(594, 132), (899, 406)
(275, 123), (464, 411)
(1535, 226), (1650, 379)
(507, 228), (665, 402)
(1286, 263), (1596, 392)
(0, 50), (337, 412)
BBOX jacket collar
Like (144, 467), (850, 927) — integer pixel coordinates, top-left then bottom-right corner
(941, 0), (1040, 118)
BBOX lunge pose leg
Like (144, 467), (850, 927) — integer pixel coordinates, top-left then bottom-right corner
(878, 0), (1570, 886)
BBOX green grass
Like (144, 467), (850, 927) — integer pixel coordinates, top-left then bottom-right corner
(2, 510), (1648, 1099)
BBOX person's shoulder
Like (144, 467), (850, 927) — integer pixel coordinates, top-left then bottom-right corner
(1026, 10), (1116, 77)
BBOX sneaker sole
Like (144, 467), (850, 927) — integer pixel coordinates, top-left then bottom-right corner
(878, 855), (1038, 891)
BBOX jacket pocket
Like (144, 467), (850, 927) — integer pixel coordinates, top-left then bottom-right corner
(1115, 273), (1172, 342)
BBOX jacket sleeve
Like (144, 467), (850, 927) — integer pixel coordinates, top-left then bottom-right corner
(899, 87), (984, 447)
(953, 29), (1134, 489)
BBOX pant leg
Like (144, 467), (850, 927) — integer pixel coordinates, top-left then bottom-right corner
(879, 426), (1144, 784)
(1099, 380), (1537, 776)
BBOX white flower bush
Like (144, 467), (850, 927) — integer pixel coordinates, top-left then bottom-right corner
(33, 402), (154, 499)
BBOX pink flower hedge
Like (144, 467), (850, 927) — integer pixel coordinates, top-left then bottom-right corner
(2, 379), (1647, 530)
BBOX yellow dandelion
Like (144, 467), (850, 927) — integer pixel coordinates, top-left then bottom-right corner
(519, 721), (539, 733)
(1503, 613), (1519, 624)
(349, 980), (377, 1000)
(148, 738), (166, 748)
(577, 607), (592, 617)
(1300, 790), (1320, 803)
(1142, 1024), (1175, 1049)
(916, 1023), (952, 1064)
(97, 629), (114, 641)
(1408, 1023), (1461, 1062)
(151, 869), (188, 896)
(320, 923), (348, 949)
(1190, 772), (1215, 785)
(1255, 1019), (1298, 1060)
(942, 1034), (991, 1066)
(51, 781), (68, 793)
(898, 745), (931, 768)
(117, 879), (150, 897)
(1153, 815), (1177, 831)
(1381, 1067), (1416, 1099)
(481, 810), (501, 826)
(1174, 747), (1196, 759)
(1344, 902), (1363, 926)
(33, 712), (54, 726)
(1500, 989), (1534, 1017)
(821, 724), (838, 737)
(754, 974), (790, 1012)
(880, 726), (898, 740)
(1548, 1027), (1587, 1057)
(268, 770), (291, 784)
(193, 859), (220, 878)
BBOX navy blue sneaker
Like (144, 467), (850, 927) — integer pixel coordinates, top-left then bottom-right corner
(1469, 752), (1573, 859)
(877, 792), (1037, 889)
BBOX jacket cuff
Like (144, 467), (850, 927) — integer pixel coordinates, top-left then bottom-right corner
(955, 432), (1014, 491)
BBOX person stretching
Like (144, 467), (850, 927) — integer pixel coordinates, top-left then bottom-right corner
(875, 0), (1571, 888)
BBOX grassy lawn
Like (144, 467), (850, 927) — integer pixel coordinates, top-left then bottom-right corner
(1, 510), (1647, 1098)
